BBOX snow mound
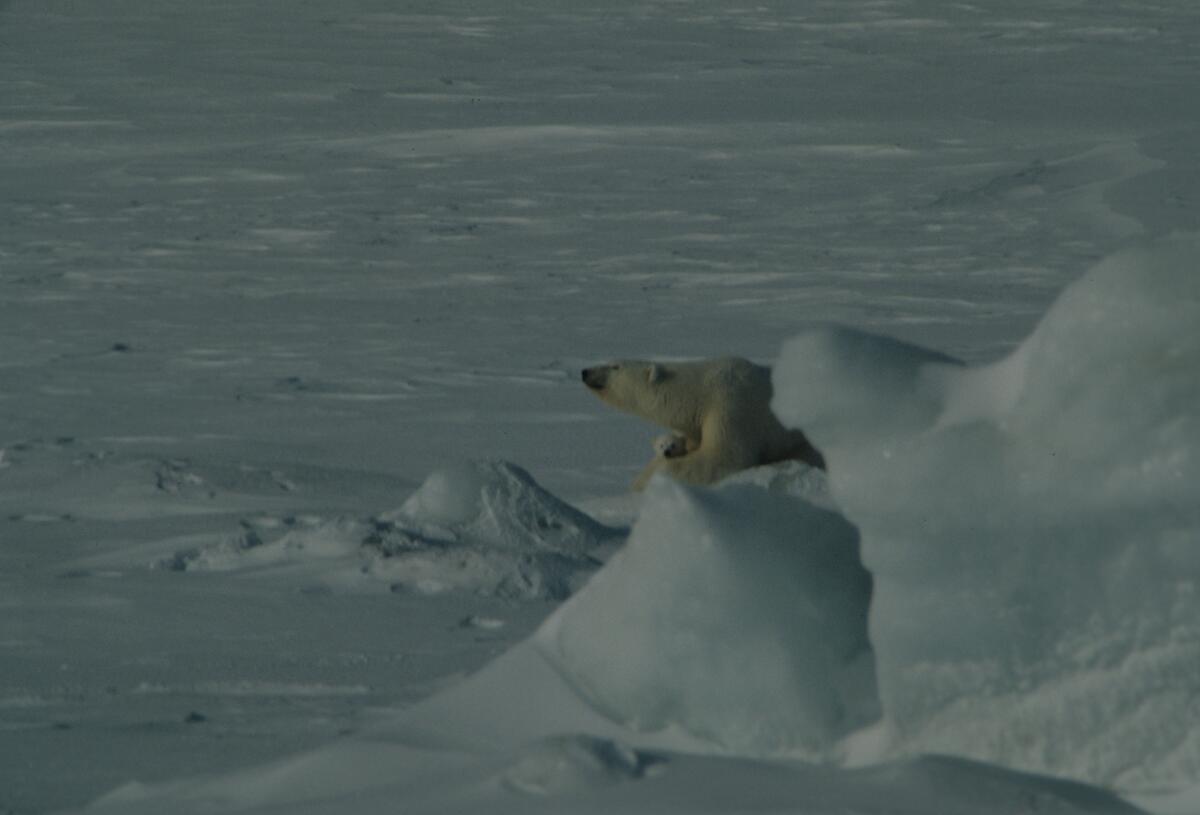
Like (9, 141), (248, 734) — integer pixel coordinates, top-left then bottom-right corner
(160, 460), (619, 600)
(536, 476), (877, 759)
(384, 459), (616, 559)
(773, 235), (1200, 790)
(772, 324), (964, 448)
(370, 459), (620, 598)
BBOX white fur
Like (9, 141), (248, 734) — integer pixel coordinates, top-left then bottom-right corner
(585, 357), (823, 490)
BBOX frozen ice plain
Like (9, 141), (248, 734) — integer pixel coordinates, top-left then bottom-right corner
(1, 1), (1199, 813)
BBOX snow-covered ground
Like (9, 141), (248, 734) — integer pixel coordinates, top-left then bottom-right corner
(2, 1), (1198, 812)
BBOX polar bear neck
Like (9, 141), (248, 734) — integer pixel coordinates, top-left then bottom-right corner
(640, 361), (724, 440)
(643, 389), (705, 440)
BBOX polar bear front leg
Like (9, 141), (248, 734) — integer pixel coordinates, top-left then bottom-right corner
(635, 444), (748, 489)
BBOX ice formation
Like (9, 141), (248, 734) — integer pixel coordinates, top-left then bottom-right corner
(383, 459), (616, 560)
(372, 459), (621, 598)
(536, 475), (877, 758)
(774, 235), (1200, 789)
(160, 460), (618, 600)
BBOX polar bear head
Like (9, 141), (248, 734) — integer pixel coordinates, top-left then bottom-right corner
(581, 360), (700, 433)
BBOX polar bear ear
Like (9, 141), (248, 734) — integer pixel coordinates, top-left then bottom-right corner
(647, 363), (666, 384)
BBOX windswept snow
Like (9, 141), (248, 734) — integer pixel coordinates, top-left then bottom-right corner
(74, 255), (1200, 811)
(4, 0), (1200, 811)
(157, 460), (619, 600)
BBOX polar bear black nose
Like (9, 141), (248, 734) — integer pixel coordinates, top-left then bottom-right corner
(582, 366), (607, 390)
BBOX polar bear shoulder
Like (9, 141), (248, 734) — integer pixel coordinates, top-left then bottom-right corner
(582, 356), (824, 489)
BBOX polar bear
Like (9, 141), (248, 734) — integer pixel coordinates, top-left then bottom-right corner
(582, 357), (825, 490)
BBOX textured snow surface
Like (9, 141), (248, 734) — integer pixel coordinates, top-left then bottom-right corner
(4, 0), (1200, 811)
(159, 460), (618, 599)
(775, 235), (1200, 789)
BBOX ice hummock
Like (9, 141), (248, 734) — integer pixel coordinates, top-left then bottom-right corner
(383, 459), (618, 561)
(773, 234), (1200, 790)
(158, 460), (620, 600)
(536, 476), (877, 759)
(372, 459), (623, 598)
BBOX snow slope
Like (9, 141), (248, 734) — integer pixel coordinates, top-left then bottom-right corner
(79, 472), (1136, 815)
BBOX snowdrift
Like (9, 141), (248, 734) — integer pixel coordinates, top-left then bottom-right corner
(159, 460), (619, 600)
(536, 477), (877, 759)
(774, 234), (1200, 789)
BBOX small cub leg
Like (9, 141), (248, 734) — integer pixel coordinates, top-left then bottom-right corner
(653, 433), (690, 459)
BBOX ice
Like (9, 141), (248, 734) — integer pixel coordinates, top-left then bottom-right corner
(370, 460), (622, 598)
(387, 459), (616, 560)
(395, 461), (492, 528)
(536, 476), (877, 758)
(773, 234), (1200, 789)
(770, 324), (964, 448)
(159, 460), (620, 600)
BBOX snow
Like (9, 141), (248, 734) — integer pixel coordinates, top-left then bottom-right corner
(774, 235), (1200, 790)
(373, 459), (620, 598)
(536, 476), (876, 758)
(72, 248), (1200, 812)
(3, 0), (1200, 812)
(157, 460), (619, 599)
(91, 737), (1144, 815)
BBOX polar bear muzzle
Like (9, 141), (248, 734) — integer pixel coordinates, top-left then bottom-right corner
(581, 365), (612, 391)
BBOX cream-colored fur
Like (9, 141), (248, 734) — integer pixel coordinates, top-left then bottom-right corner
(582, 357), (824, 490)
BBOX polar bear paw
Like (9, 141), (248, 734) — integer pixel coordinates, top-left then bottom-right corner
(653, 434), (690, 459)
